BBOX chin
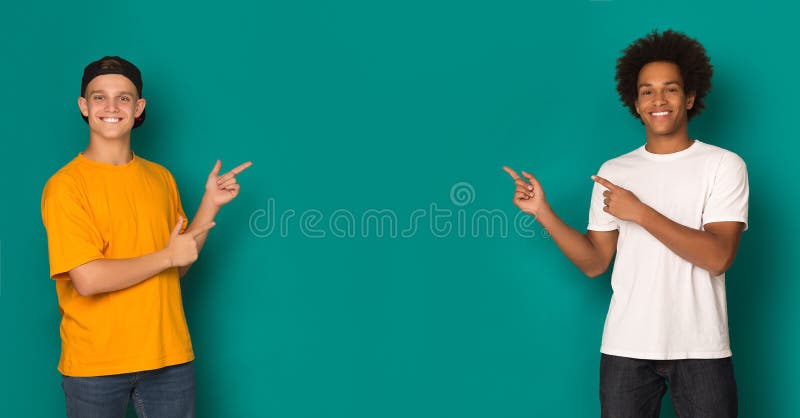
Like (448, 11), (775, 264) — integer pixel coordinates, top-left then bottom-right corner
(649, 130), (680, 138)
(90, 126), (133, 139)
(645, 122), (682, 135)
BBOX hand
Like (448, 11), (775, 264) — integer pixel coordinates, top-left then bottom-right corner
(503, 166), (549, 217)
(591, 175), (648, 223)
(165, 216), (216, 267)
(205, 160), (252, 207)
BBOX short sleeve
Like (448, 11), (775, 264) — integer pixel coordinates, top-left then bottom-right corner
(41, 176), (105, 280)
(587, 163), (619, 231)
(702, 152), (749, 230)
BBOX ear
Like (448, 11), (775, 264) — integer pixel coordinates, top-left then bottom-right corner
(135, 98), (146, 117)
(634, 99), (641, 116)
(78, 96), (88, 117)
(686, 91), (696, 110)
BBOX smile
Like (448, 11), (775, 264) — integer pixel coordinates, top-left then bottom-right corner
(100, 117), (122, 123)
(649, 111), (670, 117)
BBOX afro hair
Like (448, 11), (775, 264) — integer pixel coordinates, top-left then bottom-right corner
(615, 29), (713, 121)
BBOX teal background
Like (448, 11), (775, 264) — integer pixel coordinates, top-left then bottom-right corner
(1, 1), (797, 417)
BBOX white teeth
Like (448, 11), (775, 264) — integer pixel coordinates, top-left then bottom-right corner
(101, 117), (121, 122)
(651, 111), (669, 116)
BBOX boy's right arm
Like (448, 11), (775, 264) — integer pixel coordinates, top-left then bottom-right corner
(535, 206), (618, 278)
(503, 166), (618, 278)
(68, 217), (215, 296)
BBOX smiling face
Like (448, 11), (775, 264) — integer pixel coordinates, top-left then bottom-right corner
(78, 74), (146, 141)
(634, 61), (696, 140)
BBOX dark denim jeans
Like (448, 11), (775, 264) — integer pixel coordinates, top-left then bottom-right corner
(600, 354), (737, 418)
(62, 361), (196, 418)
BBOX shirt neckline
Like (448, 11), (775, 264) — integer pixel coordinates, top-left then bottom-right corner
(637, 139), (701, 162)
(76, 151), (139, 170)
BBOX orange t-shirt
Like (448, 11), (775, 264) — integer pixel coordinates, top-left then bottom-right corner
(41, 152), (194, 377)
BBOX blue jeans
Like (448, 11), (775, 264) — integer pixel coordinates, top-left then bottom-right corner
(600, 354), (738, 418)
(62, 361), (196, 418)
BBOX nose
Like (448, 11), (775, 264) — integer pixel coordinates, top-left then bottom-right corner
(104, 98), (119, 112)
(653, 90), (667, 105)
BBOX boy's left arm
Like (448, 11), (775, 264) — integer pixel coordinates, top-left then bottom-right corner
(592, 175), (744, 277)
(179, 160), (252, 278)
(636, 208), (743, 277)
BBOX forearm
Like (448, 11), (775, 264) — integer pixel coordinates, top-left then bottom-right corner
(70, 250), (173, 296)
(636, 206), (735, 276)
(535, 204), (606, 276)
(179, 196), (220, 277)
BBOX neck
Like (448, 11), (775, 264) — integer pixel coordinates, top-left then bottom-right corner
(644, 129), (693, 155)
(83, 134), (133, 165)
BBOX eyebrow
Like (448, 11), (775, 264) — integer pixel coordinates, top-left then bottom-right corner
(638, 81), (682, 89)
(87, 90), (136, 97)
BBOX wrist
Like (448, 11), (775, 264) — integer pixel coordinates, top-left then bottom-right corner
(533, 202), (554, 225)
(201, 194), (223, 212)
(634, 203), (653, 226)
(158, 248), (175, 269)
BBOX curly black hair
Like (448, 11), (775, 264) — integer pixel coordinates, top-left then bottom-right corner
(615, 29), (713, 121)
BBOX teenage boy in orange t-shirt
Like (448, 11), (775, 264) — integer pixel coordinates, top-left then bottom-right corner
(41, 56), (251, 417)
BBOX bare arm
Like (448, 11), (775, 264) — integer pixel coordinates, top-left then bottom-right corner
(536, 205), (619, 277)
(178, 196), (219, 278)
(638, 208), (743, 276)
(70, 251), (171, 296)
(593, 175), (744, 276)
(503, 167), (618, 278)
(69, 219), (215, 296)
(178, 160), (253, 278)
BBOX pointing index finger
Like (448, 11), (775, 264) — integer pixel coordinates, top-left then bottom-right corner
(230, 161), (253, 176)
(591, 175), (617, 190)
(191, 221), (216, 238)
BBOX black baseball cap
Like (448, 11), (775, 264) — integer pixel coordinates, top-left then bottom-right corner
(80, 56), (145, 128)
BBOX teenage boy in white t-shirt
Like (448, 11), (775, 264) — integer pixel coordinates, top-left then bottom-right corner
(504, 30), (747, 417)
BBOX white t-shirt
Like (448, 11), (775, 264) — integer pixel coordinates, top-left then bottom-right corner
(588, 140), (749, 360)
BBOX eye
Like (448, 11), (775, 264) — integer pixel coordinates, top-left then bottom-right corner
(641, 90), (652, 96)
(93, 95), (104, 101)
(119, 96), (130, 102)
